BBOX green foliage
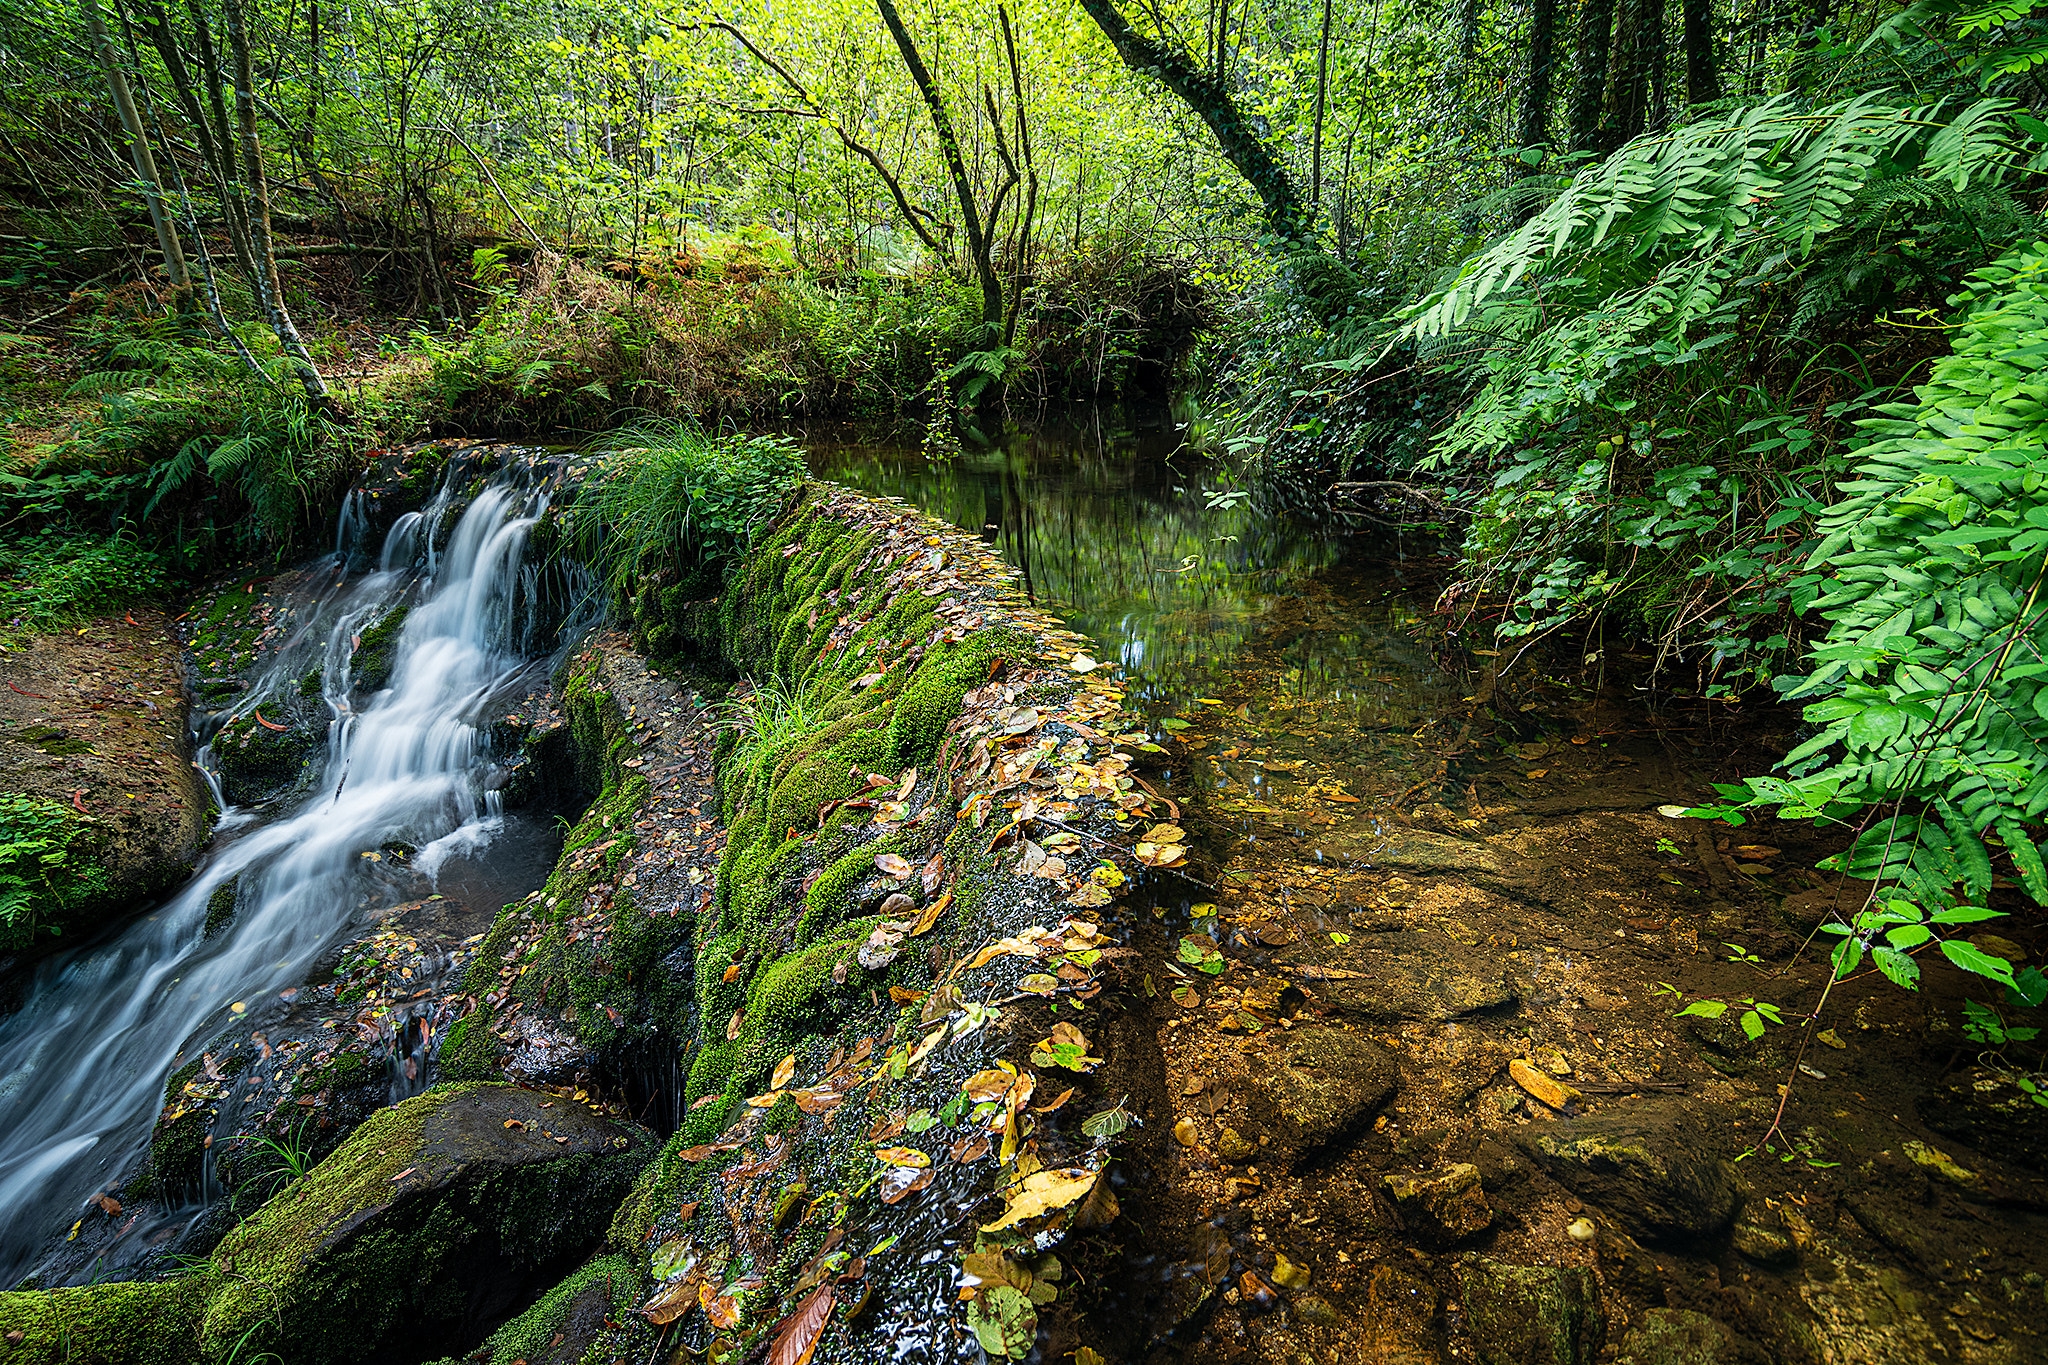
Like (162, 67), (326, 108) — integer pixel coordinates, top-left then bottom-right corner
(566, 423), (806, 597)
(0, 532), (168, 645)
(0, 794), (95, 939)
(1698, 243), (2048, 993)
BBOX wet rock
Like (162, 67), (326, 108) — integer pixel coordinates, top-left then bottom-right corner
(1676, 1010), (1785, 1076)
(1729, 1207), (1799, 1268)
(1790, 1253), (1944, 1362)
(198, 1082), (653, 1363)
(1922, 1067), (2048, 1165)
(1295, 1294), (1343, 1326)
(466, 1251), (642, 1365)
(1241, 1024), (1398, 1167)
(0, 1083), (654, 1364)
(0, 608), (211, 966)
(1457, 1255), (1605, 1365)
(1614, 1308), (1742, 1365)
(1838, 1160), (1943, 1271)
(1311, 927), (1518, 1023)
(1383, 1162), (1494, 1246)
(1218, 1126), (1258, 1162)
(1513, 1103), (1739, 1243)
(498, 1013), (585, 1087)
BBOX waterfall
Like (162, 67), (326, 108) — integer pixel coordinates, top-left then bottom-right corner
(0, 471), (552, 1287)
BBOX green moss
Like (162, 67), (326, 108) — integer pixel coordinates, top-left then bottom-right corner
(437, 1010), (499, 1081)
(293, 1049), (372, 1099)
(16, 724), (93, 756)
(479, 1252), (642, 1365)
(202, 877), (238, 938)
(351, 605), (408, 693)
(209, 714), (319, 800)
(0, 1278), (208, 1365)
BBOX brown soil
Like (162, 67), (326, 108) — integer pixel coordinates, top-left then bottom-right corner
(1074, 565), (2048, 1365)
(0, 608), (210, 962)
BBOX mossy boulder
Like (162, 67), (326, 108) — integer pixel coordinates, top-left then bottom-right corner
(1457, 1255), (1605, 1365)
(200, 1082), (654, 1363)
(1614, 1309), (1744, 1365)
(0, 1083), (656, 1364)
(1241, 1024), (1399, 1168)
(470, 1251), (643, 1365)
(350, 605), (408, 694)
(208, 704), (324, 806)
(1513, 1102), (1740, 1244)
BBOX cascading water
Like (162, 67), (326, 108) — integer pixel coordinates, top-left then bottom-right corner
(0, 470), (555, 1288)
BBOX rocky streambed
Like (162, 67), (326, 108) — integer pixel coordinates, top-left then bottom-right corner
(0, 433), (2042, 1365)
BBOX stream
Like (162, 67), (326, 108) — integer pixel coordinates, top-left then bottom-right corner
(0, 469), (557, 1287)
(1, 421), (2022, 1360)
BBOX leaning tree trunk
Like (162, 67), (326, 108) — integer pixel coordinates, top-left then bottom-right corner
(1074, 0), (1311, 241)
(221, 0), (333, 408)
(1602, 0), (1663, 148)
(82, 0), (190, 310)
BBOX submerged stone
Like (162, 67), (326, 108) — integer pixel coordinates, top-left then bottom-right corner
(1513, 1102), (1740, 1243)
(1383, 1161), (1493, 1247)
(1457, 1255), (1604, 1365)
(1241, 1024), (1399, 1166)
(1613, 1308), (1742, 1365)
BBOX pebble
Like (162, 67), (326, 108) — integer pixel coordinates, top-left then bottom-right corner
(1566, 1217), (1596, 1241)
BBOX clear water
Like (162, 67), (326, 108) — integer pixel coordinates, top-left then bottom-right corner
(0, 474), (553, 1287)
(808, 421), (1466, 815)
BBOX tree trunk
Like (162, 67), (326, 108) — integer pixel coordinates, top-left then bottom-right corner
(1074, 0), (1310, 240)
(1683, 0), (1719, 104)
(82, 0), (190, 309)
(873, 0), (1005, 339)
(1311, 0), (1334, 212)
(1602, 0), (1663, 148)
(1519, 0), (1558, 150)
(1567, 0), (1616, 153)
(222, 0), (333, 407)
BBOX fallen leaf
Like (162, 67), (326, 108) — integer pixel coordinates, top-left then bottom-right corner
(873, 1146), (931, 1168)
(879, 1164), (935, 1204)
(1142, 823), (1186, 843)
(769, 1283), (834, 1365)
(1170, 985), (1199, 1007)
(981, 1166), (1105, 1232)
(951, 1133), (992, 1163)
(1271, 1253), (1311, 1290)
(772, 1053), (797, 1092)
(727, 1008), (745, 1041)
(922, 852), (945, 896)
(642, 1274), (702, 1325)
(1135, 841), (1187, 868)
(1508, 1058), (1583, 1110)
(875, 853), (913, 879)
(910, 891), (952, 937)
(1018, 973), (1059, 995)
(1070, 653), (1100, 672)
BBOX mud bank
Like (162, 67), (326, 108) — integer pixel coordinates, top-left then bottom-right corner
(0, 607), (210, 969)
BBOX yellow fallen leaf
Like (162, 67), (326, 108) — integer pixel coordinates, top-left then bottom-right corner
(981, 1166), (1104, 1232)
(874, 1146), (932, 1168)
(771, 1053), (797, 1091)
(910, 891), (952, 937)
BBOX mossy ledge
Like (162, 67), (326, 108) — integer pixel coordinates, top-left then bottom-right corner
(0, 1082), (654, 1365)
(454, 483), (1161, 1363)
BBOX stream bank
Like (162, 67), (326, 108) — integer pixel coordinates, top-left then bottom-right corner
(0, 426), (2041, 1364)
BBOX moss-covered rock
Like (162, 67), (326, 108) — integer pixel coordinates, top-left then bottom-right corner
(1457, 1255), (1605, 1365)
(0, 1279), (207, 1365)
(208, 704), (323, 806)
(350, 605), (408, 694)
(201, 1082), (654, 1363)
(472, 1251), (644, 1365)
(1513, 1102), (1741, 1243)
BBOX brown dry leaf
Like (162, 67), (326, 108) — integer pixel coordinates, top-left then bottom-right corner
(642, 1274), (703, 1325)
(721, 962), (743, 983)
(727, 1008), (744, 1041)
(895, 768), (919, 801)
(961, 1251), (1034, 1293)
(1141, 823), (1186, 844)
(1170, 986), (1199, 1008)
(1073, 1174), (1120, 1228)
(873, 1145), (931, 1168)
(769, 1283), (834, 1365)
(1134, 842), (1188, 868)
(910, 891), (952, 937)
(702, 1282), (741, 1329)
(1033, 1087), (1075, 1113)
(921, 852), (945, 896)
(982, 1166), (1104, 1233)
(888, 986), (925, 1005)
(951, 1133), (992, 1163)
(1048, 1021), (1089, 1050)
(962, 1068), (1013, 1102)
(1257, 923), (1296, 947)
(793, 1090), (845, 1116)
(874, 853), (913, 879)
(879, 1164), (936, 1205)
(771, 1053), (797, 1092)
(92, 1194), (121, 1216)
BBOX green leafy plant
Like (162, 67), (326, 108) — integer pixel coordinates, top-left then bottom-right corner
(566, 422), (806, 596)
(1675, 995), (1786, 1041)
(0, 793), (95, 939)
